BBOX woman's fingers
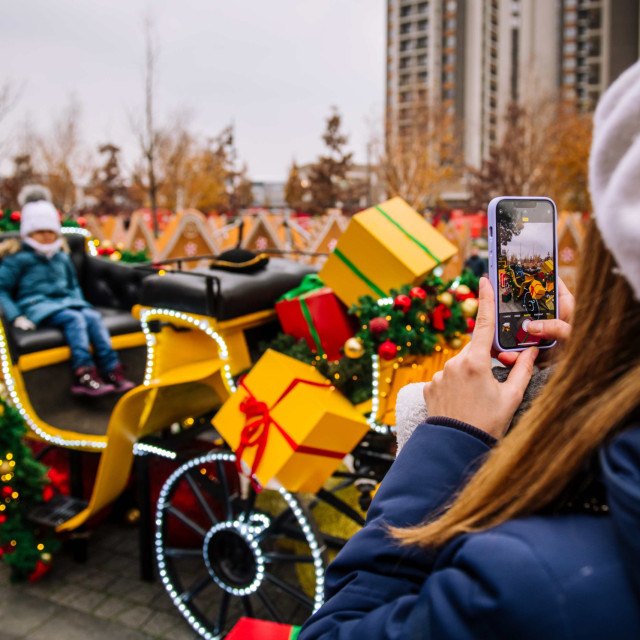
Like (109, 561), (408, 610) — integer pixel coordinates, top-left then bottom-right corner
(504, 347), (539, 406)
(556, 276), (575, 322)
(526, 318), (571, 341)
(469, 277), (495, 356)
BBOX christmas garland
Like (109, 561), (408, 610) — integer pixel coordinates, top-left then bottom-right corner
(262, 270), (479, 405)
(0, 394), (59, 582)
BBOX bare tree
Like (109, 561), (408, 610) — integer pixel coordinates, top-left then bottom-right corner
(129, 16), (161, 235)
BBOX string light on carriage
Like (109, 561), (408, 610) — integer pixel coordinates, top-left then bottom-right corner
(154, 452), (325, 639)
(139, 309), (236, 393)
(0, 323), (106, 449)
(133, 443), (177, 459)
(61, 227), (98, 257)
(367, 355), (391, 435)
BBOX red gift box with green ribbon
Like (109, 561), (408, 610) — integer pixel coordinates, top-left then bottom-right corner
(226, 617), (301, 639)
(276, 274), (357, 361)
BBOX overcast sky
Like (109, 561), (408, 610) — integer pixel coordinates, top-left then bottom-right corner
(0, 1), (385, 182)
(503, 222), (554, 260)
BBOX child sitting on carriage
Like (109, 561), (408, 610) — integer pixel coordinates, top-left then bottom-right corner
(0, 193), (135, 396)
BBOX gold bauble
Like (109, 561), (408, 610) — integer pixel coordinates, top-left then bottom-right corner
(456, 284), (471, 296)
(125, 508), (141, 525)
(41, 552), (52, 564)
(344, 337), (365, 359)
(461, 298), (479, 318)
(109, 251), (122, 261)
(438, 291), (454, 308)
(0, 461), (11, 475)
(449, 337), (464, 350)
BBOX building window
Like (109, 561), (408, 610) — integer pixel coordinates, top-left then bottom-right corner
(445, 35), (456, 47)
(418, 71), (428, 82)
(565, 26), (577, 38)
(417, 37), (428, 49)
(564, 73), (576, 85)
(401, 22), (412, 34)
(400, 40), (412, 52)
(444, 52), (456, 64)
(443, 88), (455, 99)
(400, 5), (412, 17)
(446, 1), (456, 11)
(400, 91), (411, 103)
(400, 74), (410, 85)
(417, 20), (428, 31)
(564, 41), (577, 54)
(417, 54), (428, 65)
(418, 2), (428, 13)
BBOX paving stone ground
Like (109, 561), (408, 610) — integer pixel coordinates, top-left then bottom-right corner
(0, 521), (200, 640)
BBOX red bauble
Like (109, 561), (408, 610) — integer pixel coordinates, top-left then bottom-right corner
(77, 216), (86, 227)
(2, 486), (13, 497)
(393, 294), (411, 313)
(409, 287), (426, 300)
(378, 339), (398, 360)
(0, 514), (6, 524)
(10, 211), (20, 221)
(369, 317), (389, 335)
(466, 317), (476, 333)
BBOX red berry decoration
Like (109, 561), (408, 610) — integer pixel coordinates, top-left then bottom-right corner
(378, 339), (398, 360)
(369, 317), (389, 335)
(466, 317), (476, 333)
(0, 514), (6, 524)
(77, 216), (86, 227)
(393, 294), (411, 313)
(409, 287), (426, 300)
(10, 211), (20, 221)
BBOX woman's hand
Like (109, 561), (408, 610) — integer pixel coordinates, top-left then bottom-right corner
(497, 276), (574, 366)
(423, 278), (538, 440)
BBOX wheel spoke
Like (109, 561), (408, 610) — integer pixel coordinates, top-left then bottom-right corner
(256, 506), (294, 541)
(164, 547), (203, 558)
(185, 472), (218, 525)
(240, 488), (257, 521)
(213, 591), (230, 635)
(216, 460), (233, 520)
(256, 588), (283, 622)
(264, 552), (314, 564)
(264, 572), (314, 607)
(166, 505), (207, 537)
(179, 575), (213, 603)
(242, 595), (254, 617)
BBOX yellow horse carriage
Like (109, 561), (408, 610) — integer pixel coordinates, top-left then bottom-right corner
(1, 228), (465, 638)
(506, 259), (555, 317)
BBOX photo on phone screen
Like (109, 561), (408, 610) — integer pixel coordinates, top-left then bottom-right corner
(495, 199), (556, 350)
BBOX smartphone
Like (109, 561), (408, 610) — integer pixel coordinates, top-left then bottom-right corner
(487, 197), (558, 351)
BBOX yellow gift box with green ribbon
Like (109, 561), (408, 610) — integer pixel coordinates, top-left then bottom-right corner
(319, 197), (457, 308)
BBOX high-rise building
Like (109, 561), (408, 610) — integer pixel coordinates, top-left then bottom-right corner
(385, 0), (640, 170)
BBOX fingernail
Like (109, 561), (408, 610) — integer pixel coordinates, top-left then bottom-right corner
(479, 276), (487, 291)
(527, 321), (542, 333)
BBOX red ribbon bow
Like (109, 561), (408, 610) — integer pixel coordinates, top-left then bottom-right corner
(431, 304), (452, 331)
(235, 377), (343, 491)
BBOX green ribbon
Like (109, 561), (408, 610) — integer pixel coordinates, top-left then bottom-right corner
(375, 205), (441, 264)
(289, 627), (302, 640)
(300, 297), (325, 356)
(277, 274), (325, 302)
(278, 274), (326, 355)
(333, 248), (386, 298)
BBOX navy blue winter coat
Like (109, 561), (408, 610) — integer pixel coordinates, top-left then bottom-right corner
(300, 418), (640, 640)
(0, 244), (89, 326)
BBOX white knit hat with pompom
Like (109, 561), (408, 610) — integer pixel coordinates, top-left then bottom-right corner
(589, 60), (640, 301)
(20, 200), (61, 238)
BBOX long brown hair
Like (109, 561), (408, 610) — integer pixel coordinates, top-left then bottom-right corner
(394, 221), (640, 549)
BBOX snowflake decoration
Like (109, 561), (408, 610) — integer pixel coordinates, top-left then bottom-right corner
(256, 236), (268, 251)
(133, 238), (146, 252)
(561, 247), (575, 264)
(184, 241), (198, 257)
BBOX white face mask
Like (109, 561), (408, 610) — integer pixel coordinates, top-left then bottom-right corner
(24, 237), (63, 259)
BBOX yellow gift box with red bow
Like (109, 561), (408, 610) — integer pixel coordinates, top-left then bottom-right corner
(319, 197), (457, 308)
(212, 349), (369, 493)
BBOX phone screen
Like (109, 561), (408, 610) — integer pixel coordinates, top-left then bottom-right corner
(495, 199), (556, 349)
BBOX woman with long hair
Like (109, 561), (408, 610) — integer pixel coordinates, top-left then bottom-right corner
(300, 63), (640, 640)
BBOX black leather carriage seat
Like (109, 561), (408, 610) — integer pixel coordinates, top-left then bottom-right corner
(0, 232), (147, 361)
(139, 258), (317, 321)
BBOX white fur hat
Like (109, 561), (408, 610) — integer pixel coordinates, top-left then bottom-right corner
(20, 200), (61, 239)
(589, 60), (640, 301)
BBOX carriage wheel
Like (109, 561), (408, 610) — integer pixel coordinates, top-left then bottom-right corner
(523, 291), (540, 316)
(155, 451), (327, 639)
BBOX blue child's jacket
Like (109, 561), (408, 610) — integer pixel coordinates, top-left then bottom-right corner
(0, 244), (89, 325)
(300, 418), (640, 639)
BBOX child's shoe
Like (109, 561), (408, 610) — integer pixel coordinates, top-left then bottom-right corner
(103, 363), (136, 393)
(72, 366), (115, 396)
